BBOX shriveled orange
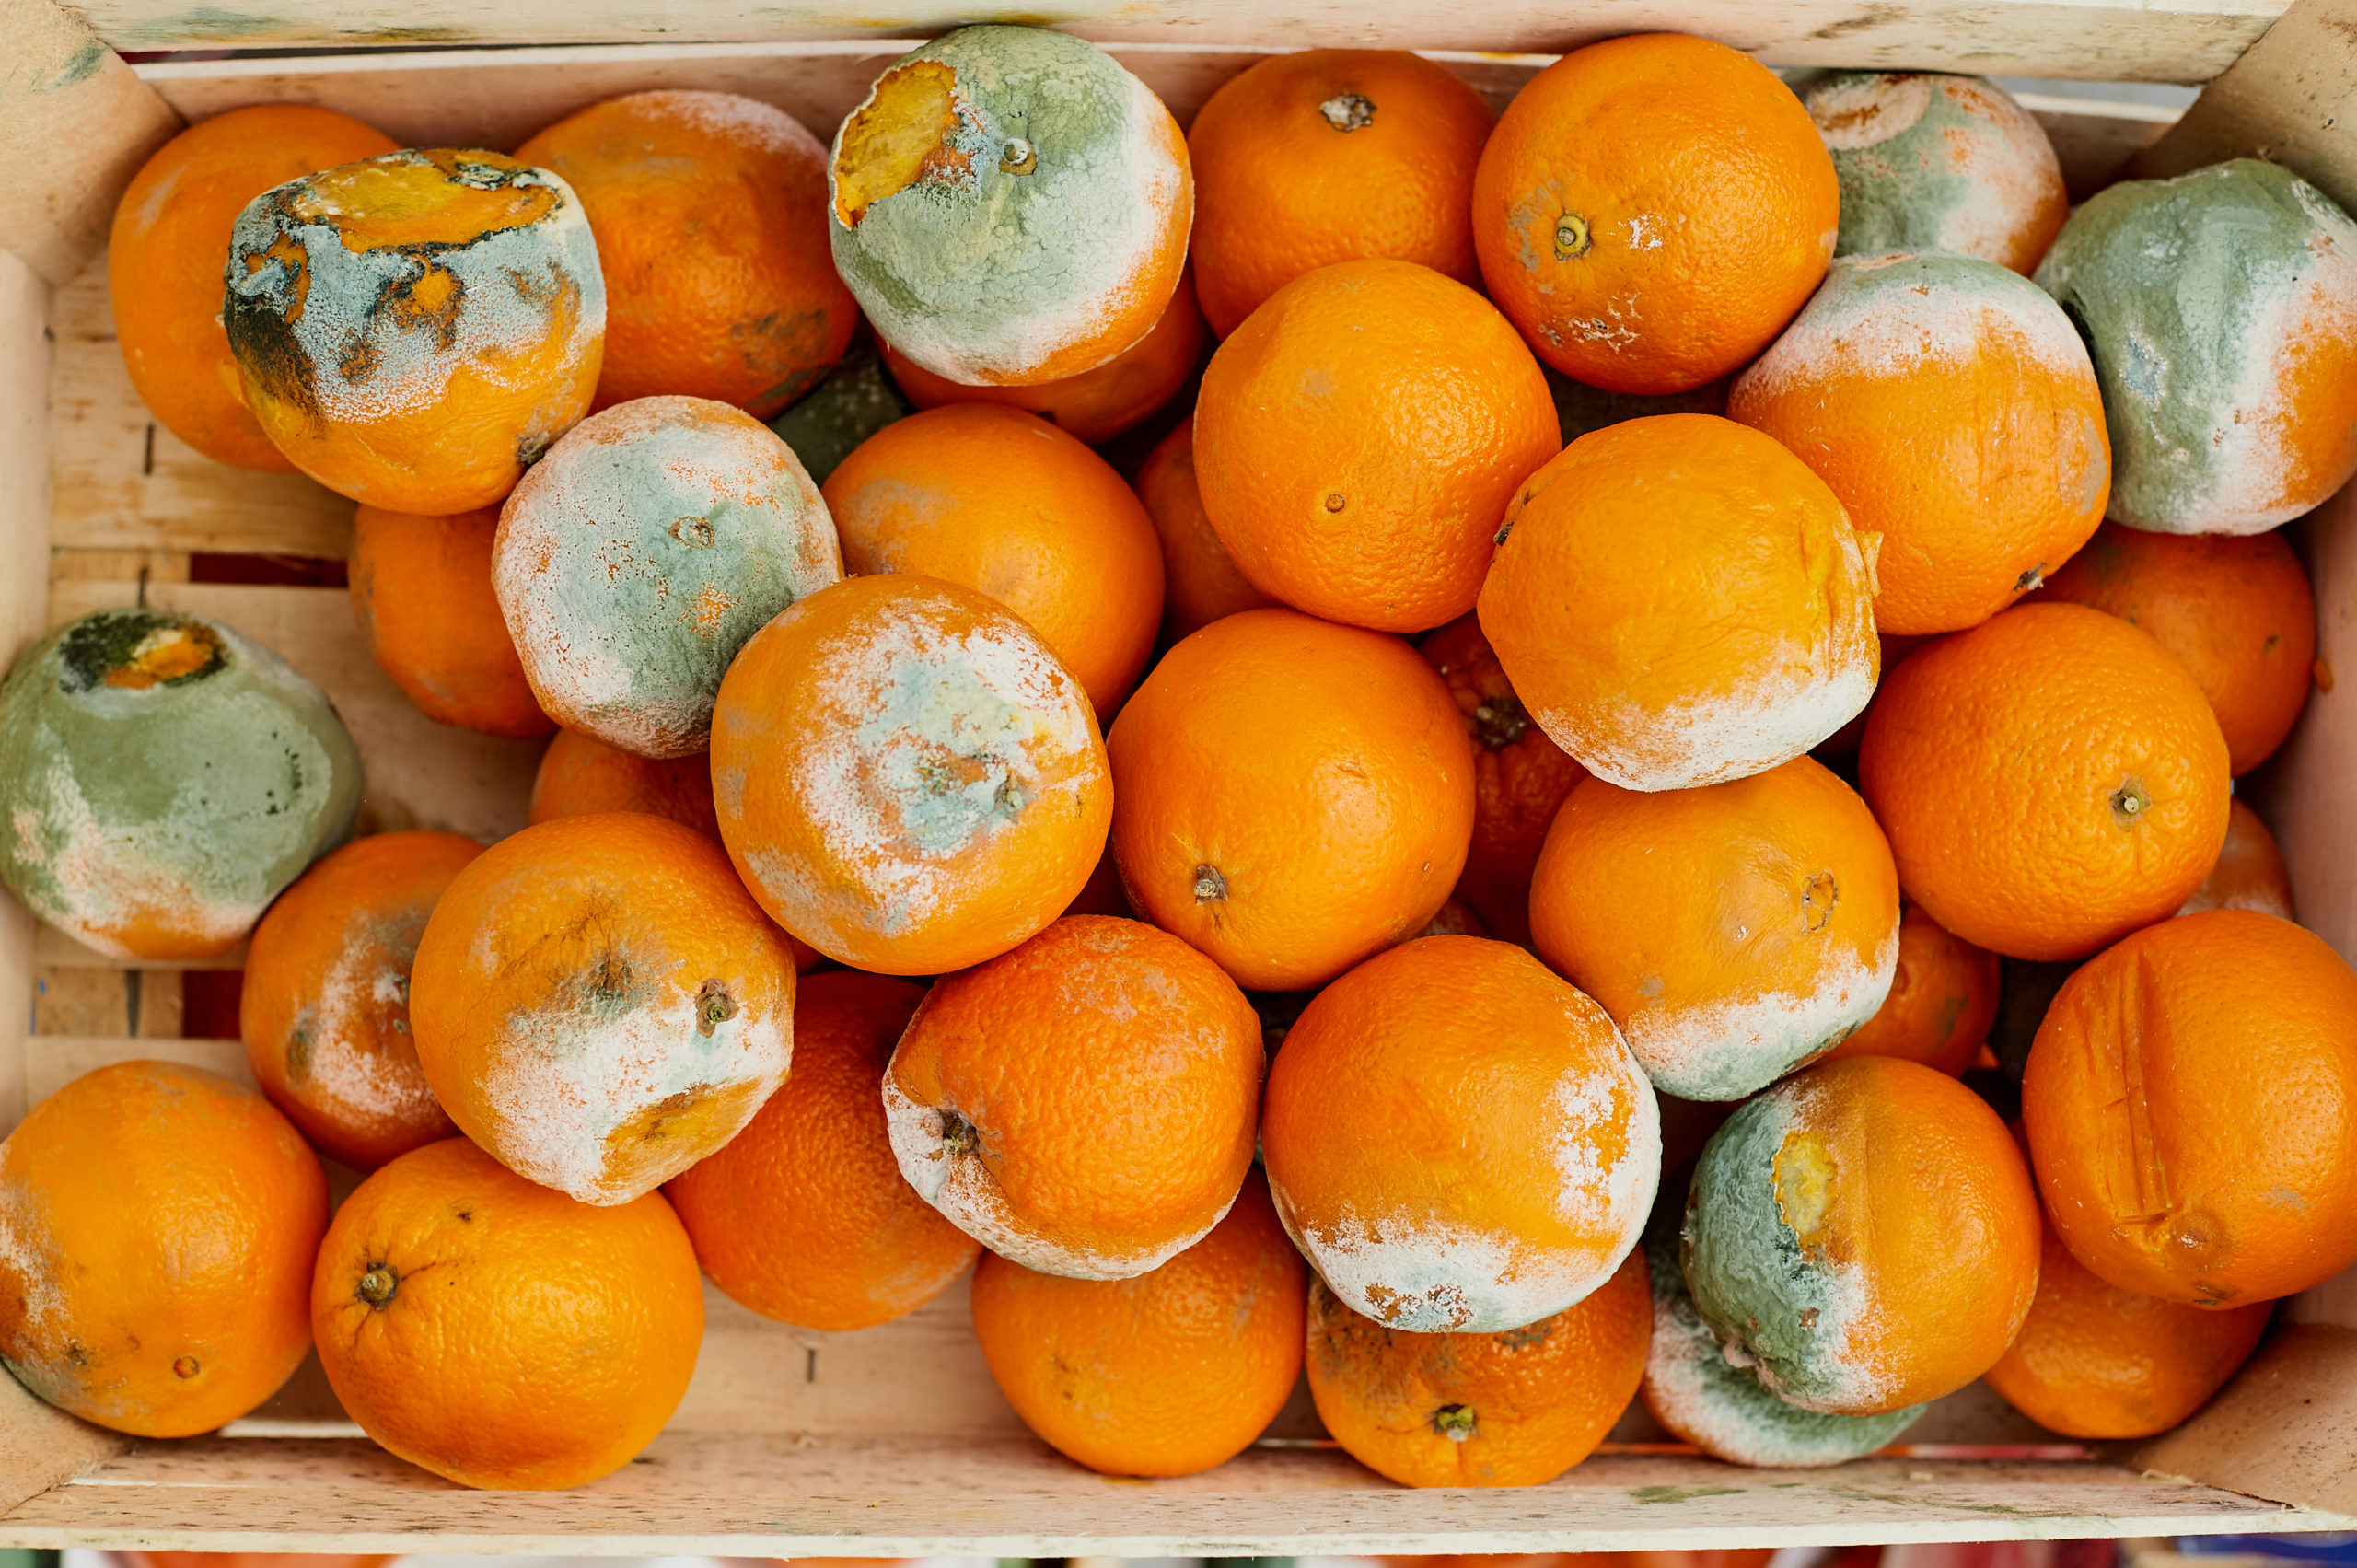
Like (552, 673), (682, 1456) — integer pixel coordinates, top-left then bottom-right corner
(241, 830), (475, 1169)
(516, 89), (855, 417)
(2177, 796), (2295, 921)
(1472, 34), (1839, 394)
(1133, 416), (1274, 642)
(1730, 250), (2109, 635)
(1195, 258), (1559, 633)
(2024, 909), (2357, 1307)
(110, 104), (397, 471)
(529, 726), (720, 840)
(1818, 901), (2000, 1078)
(2042, 522), (2317, 776)
(1986, 1214), (2270, 1439)
(1306, 1249), (1650, 1488)
(1858, 602), (2231, 960)
(667, 972), (978, 1330)
(1263, 935), (1657, 1333)
(1531, 757), (1900, 1102)
(970, 1170), (1305, 1476)
(350, 504), (552, 736)
(822, 404), (1165, 714)
(313, 1136), (702, 1489)
(711, 575), (1112, 975)
(1188, 50), (1495, 336)
(885, 915), (1261, 1279)
(881, 270), (1204, 445)
(1107, 607), (1474, 990)
(1479, 413), (1878, 792)
(410, 812), (797, 1204)
(0, 1061), (327, 1436)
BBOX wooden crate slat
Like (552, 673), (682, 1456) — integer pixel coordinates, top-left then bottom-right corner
(26, 1036), (249, 1105)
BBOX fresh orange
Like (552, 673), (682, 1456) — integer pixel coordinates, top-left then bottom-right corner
(970, 1170), (1305, 1476)
(0, 1061), (327, 1436)
(1187, 50), (1495, 336)
(122, 1556), (392, 1568)
(515, 89), (855, 417)
(885, 915), (1260, 1279)
(2177, 797), (2295, 921)
(2042, 522), (2317, 776)
(110, 104), (397, 471)
(1263, 935), (1656, 1332)
(409, 812), (797, 1204)
(1472, 34), (1839, 394)
(241, 830), (475, 1169)
(312, 1136), (702, 1489)
(829, 27), (1191, 387)
(880, 270), (1205, 445)
(1194, 258), (1559, 633)
(821, 404), (1166, 714)
(711, 575), (1113, 975)
(1818, 901), (2000, 1078)
(2023, 909), (2357, 1307)
(1858, 602), (2232, 960)
(1107, 607), (1474, 990)
(1985, 1214), (2270, 1438)
(1685, 1056), (2042, 1415)
(529, 726), (720, 840)
(667, 972), (976, 1329)
(349, 504), (552, 736)
(225, 147), (604, 513)
(1305, 1249), (1650, 1487)
(1530, 757), (1900, 1102)
(1133, 416), (1274, 642)
(1479, 414), (1878, 792)
(1730, 250), (2109, 635)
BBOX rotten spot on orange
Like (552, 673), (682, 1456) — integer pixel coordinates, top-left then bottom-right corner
(833, 61), (973, 228)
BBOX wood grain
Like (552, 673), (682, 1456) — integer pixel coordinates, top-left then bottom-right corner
(2129, 0), (2357, 210)
(0, 250), (50, 1135)
(2136, 1325), (2357, 1516)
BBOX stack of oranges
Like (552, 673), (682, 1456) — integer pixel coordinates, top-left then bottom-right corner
(0, 19), (2351, 1501)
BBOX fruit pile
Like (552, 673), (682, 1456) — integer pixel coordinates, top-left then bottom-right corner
(0, 23), (2350, 1495)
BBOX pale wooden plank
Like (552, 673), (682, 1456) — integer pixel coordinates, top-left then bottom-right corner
(2, 1440), (2337, 1553)
(78, 0), (2288, 81)
(2136, 1325), (2357, 1516)
(2130, 0), (2357, 211)
(1, 241), (52, 1140)
(29, 967), (182, 1039)
(33, 924), (242, 971)
(2259, 479), (2357, 963)
(2014, 92), (2181, 198)
(0, 1368), (125, 1520)
(23, 1036), (250, 1105)
(43, 581), (541, 844)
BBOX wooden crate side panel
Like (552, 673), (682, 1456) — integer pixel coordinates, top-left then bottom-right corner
(2134, 1325), (2357, 1518)
(1, 253), (51, 1138)
(2130, 0), (2357, 212)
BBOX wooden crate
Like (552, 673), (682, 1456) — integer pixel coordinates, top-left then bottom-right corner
(4, 0), (2357, 1551)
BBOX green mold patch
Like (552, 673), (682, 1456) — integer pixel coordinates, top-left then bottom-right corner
(1630, 1484), (1746, 1504)
(1805, 72), (2061, 269)
(55, 610), (223, 694)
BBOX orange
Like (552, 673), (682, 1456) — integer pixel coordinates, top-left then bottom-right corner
(1188, 50), (1495, 337)
(829, 26), (1191, 387)
(1262, 935), (1657, 1332)
(349, 504), (553, 737)
(1985, 1214), (2270, 1439)
(667, 972), (975, 1329)
(880, 270), (1205, 445)
(529, 726), (721, 840)
(1478, 414), (1878, 792)
(885, 915), (1260, 1279)
(2023, 909), (2357, 1307)
(1684, 1056), (2041, 1415)
(0, 1061), (327, 1436)
(122, 1557), (389, 1568)
(313, 1137), (702, 1489)
(2042, 522), (2318, 776)
(1858, 602), (2232, 960)
(2177, 796), (2295, 921)
(1133, 415), (1274, 642)
(1729, 250), (2109, 635)
(1472, 34), (1839, 394)
(711, 575), (1112, 975)
(515, 89), (855, 418)
(225, 147), (604, 513)
(821, 404), (1166, 714)
(409, 812), (797, 1204)
(1818, 901), (2001, 1078)
(970, 1170), (1305, 1476)
(241, 830), (475, 1169)
(1107, 608), (1474, 990)
(1305, 1249), (1650, 1488)
(1194, 258), (1559, 633)
(1529, 757), (1900, 1102)
(110, 104), (397, 471)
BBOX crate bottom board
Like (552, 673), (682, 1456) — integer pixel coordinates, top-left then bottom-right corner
(0, 1434), (2340, 1555)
